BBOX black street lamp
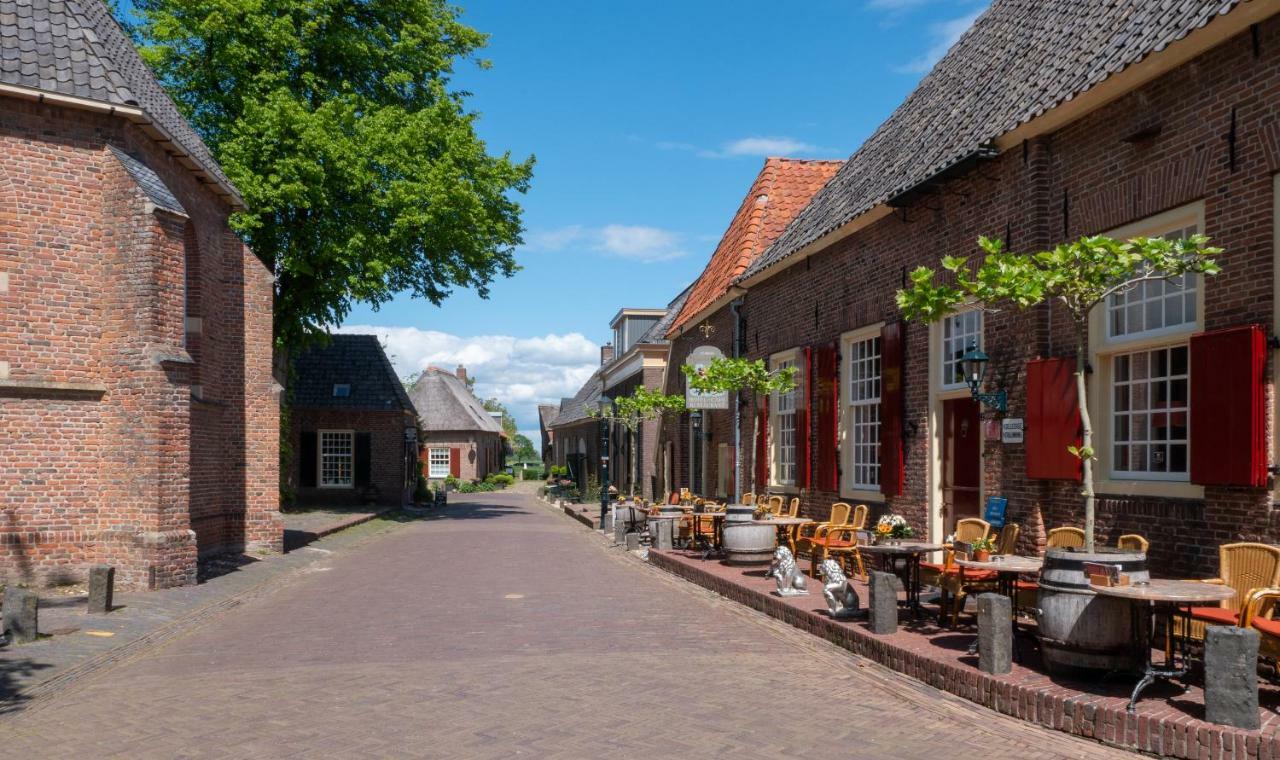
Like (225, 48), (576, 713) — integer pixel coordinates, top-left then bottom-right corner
(960, 339), (1007, 412)
(690, 410), (703, 496)
(597, 395), (612, 530)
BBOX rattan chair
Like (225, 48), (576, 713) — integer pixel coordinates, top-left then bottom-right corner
(1187, 542), (1280, 641)
(921, 518), (992, 627)
(742, 492), (755, 506)
(1117, 534), (1149, 552)
(795, 502), (854, 567)
(1240, 587), (1280, 662)
(785, 497), (801, 518)
(766, 495), (785, 517)
(1046, 527), (1086, 548)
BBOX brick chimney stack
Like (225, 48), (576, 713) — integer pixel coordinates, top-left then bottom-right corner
(600, 343), (615, 366)
(456, 365), (467, 382)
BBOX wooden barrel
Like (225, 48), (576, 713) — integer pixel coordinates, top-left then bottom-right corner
(722, 505), (775, 565)
(1035, 547), (1148, 673)
(724, 505), (756, 523)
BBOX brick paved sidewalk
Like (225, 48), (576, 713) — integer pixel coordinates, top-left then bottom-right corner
(1, 491), (1132, 758)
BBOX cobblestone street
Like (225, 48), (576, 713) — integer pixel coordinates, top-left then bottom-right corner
(1, 491), (1132, 758)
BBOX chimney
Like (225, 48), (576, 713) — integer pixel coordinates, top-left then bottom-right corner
(600, 342), (615, 366)
(456, 365), (467, 382)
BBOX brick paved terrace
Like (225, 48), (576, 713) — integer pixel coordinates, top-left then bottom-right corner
(648, 546), (1280, 759)
(1, 489), (1126, 758)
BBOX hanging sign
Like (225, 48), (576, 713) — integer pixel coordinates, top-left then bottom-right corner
(685, 345), (729, 410)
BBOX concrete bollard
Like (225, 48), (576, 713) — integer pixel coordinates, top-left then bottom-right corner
(1205, 626), (1260, 729)
(651, 519), (674, 550)
(87, 565), (115, 614)
(976, 593), (1012, 674)
(868, 571), (898, 634)
(613, 513), (627, 544)
(625, 533), (641, 551)
(3, 587), (39, 643)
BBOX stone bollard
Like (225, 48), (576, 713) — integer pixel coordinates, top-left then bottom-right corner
(1205, 626), (1260, 729)
(625, 533), (641, 551)
(651, 519), (674, 550)
(976, 593), (1012, 674)
(868, 571), (898, 634)
(88, 565), (115, 614)
(3, 587), (39, 644)
(613, 513), (627, 544)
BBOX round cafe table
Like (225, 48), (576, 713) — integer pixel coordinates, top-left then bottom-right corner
(859, 541), (945, 619)
(757, 516), (815, 556)
(1092, 579), (1235, 713)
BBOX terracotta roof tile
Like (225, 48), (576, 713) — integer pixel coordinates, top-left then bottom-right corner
(668, 157), (840, 335)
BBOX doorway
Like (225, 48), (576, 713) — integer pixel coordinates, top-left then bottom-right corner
(941, 397), (981, 537)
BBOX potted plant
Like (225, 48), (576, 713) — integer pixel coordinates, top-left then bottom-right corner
(873, 514), (913, 545)
(969, 535), (998, 563)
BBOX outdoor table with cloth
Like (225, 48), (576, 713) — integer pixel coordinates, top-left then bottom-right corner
(1092, 579), (1236, 713)
(860, 542), (945, 619)
(956, 555), (1043, 658)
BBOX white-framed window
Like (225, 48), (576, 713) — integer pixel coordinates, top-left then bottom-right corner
(428, 447), (451, 478)
(1111, 345), (1189, 480)
(772, 354), (799, 486)
(847, 334), (882, 490)
(1106, 223), (1200, 341)
(941, 310), (981, 389)
(319, 430), (354, 487)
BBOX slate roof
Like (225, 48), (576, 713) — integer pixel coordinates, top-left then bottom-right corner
(0, 0), (240, 203)
(548, 373), (604, 429)
(538, 404), (558, 430)
(637, 283), (693, 345)
(407, 368), (503, 434)
(107, 145), (185, 215)
(670, 158), (841, 333)
(741, 0), (1244, 280)
(290, 334), (416, 414)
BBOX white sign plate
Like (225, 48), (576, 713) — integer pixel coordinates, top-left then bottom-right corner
(1001, 418), (1024, 444)
(685, 345), (729, 410)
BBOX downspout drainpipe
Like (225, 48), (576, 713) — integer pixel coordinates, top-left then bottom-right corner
(731, 296), (745, 503)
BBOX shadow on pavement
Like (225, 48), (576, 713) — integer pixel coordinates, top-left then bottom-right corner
(0, 656), (51, 714)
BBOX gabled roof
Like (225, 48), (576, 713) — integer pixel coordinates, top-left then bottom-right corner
(742, 0), (1248, 280)
(538, 404), (559, 430)
(548, 373), (604, 429)
(638, 283), (693, 346)
(0, 0), (241, 205)
(408, 368), (503, 434)
(669, 157), (841, 333)
(290, 334), (416, 414)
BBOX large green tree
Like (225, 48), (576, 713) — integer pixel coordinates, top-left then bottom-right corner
(128, 0), (534, 347)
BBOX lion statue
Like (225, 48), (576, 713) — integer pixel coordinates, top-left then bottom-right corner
(765, 546), (808, 597)
(819, 559), (860, 619)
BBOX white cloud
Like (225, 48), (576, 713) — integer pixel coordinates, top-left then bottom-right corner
(894, 9), (983, 74)
(655, 135), (831, 160)
(337, 325), (600, 446)
(523, 224), (687, 263)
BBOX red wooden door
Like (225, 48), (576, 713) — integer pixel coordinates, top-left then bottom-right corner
(942, 398), (981, 536)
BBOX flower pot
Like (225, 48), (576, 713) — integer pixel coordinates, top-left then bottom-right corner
(973, 549), (991, 562)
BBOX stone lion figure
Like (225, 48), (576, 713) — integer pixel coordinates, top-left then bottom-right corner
(819, 559), (860, 619)
(766, 546), (808, 596)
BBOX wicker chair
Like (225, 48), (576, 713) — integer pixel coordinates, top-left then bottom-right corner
(920, 518), (992, 627)
(1187, 542), (1280, 641)
(1117, 534), (1149, 552)
(795, 502), (856, 571)
(1046, 527), (1086, 548)
(823, 504), (871, 580)
(785, 497), (801, 518)
(766, 495), (785, 517)
(1240, 587), (1280, 662)
(742, 492), (755, 506)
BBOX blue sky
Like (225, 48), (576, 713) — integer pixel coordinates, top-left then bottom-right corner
(343, 0), (989, 443)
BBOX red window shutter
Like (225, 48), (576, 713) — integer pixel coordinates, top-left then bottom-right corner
(798, 347), (812, 489)
(755, 396), (769, 490)
(1190, 324), (1267, 487)
(880, 321), (906, 496)
(815, 344), (840, 492)
(1025, 357), (1082, 480)
(449, 447), (461, 478)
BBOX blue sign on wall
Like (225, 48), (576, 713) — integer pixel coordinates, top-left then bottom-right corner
(982, 496), (1009, 529)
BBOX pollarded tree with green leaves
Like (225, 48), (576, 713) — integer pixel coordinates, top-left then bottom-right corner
(681, 357), (797, 397)
(128, 0), (534, 348)
(590, 387), (687, 431)
(896, 234), (1221, 552)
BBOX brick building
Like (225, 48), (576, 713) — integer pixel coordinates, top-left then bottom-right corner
(658, 157), (841, 501)
(288, 335), (418, 507)
(408, 367), (505, 483)
(0, 1), (280, 589)
(538, 403), (558, 472)
(710, 0), (1280, 576)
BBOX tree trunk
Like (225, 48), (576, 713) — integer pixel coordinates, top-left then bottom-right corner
(1075, 326), (1096, 553)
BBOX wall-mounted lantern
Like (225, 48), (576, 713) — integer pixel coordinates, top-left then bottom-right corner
(960, 340), (1007, 413)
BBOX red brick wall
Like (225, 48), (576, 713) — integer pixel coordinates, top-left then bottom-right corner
(289, 408), (414, 507)
(0, 98), (280, 589)
(420, 431), (504, 482)
(723, 20), (1280, 576)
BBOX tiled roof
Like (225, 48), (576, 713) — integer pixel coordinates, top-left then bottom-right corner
(742, 0), (1244, 280)
(407, 368), (503, 434)
(107, 145), (185, 216)
(538, 404), (559, 430)
(290, 334), (416, 414)
(0, 0), (240, 203)
(637, 283), (693, 346)
(548, 373), (603, 429)
(670, 158), (841, 334)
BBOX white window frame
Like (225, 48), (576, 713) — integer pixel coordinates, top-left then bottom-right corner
(940, 310), (982, 391)
(1089, 201), (1205, 496)
(428, 447), (451, 479)
(1109, 345), (1190, 481)
(841, 325), (883, 497)
(319, 429), (354, 488)
(770, 349), (801, 489)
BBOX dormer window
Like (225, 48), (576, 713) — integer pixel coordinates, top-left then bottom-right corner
(332, 383), (351, 398)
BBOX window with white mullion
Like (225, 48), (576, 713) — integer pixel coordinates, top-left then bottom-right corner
(847, 336), (881, 489)
(428, 447), (450, 478)
(1111, 345), (1189, 480)
(320, 430), (354, 487)
(942, 311), (981, 389)
(1106, 224), (1199, 339)
(773, 358), (798, 485)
